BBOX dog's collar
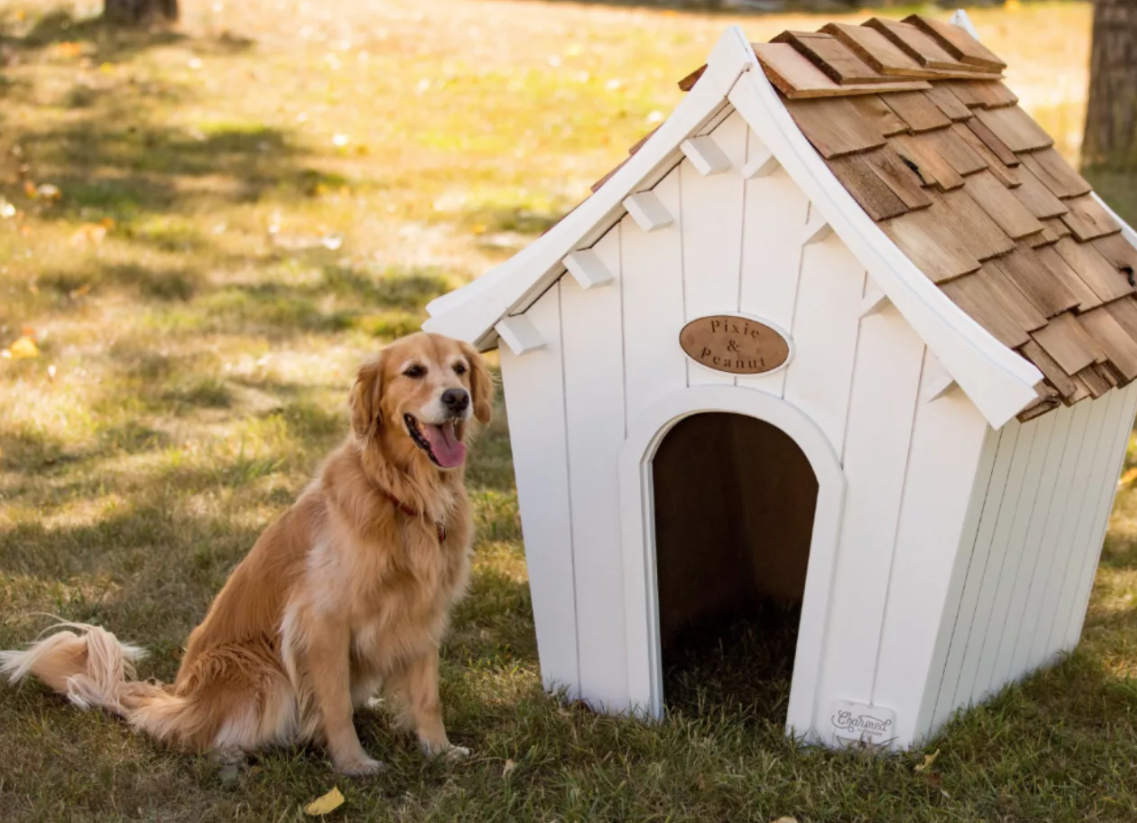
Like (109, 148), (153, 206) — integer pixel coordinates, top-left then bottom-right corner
(384, 490), (446, 543)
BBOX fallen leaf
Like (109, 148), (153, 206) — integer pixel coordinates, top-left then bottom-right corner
(69, 283), (91, 298)
(23, 181), (36, 199)
(56, 42), (83, 58)
(304, 787), (345, 816)
(502, 759), (516, 779)
(8, 335), (38, 359)
(1119, 467), (1137, 487)
(914, 748), (940, 773)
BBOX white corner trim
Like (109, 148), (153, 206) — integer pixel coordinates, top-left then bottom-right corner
(624, 191), (674, 232)
(860, 281), (891, 317)
(726, 48), (1042, 428)
(949, 9), (980, 38)
(801, 210), (833, 246)
(741, 144), (780, 179)
(422, 26), (755, 348)
(564, 249), (616, 289)
(681, 135), (732, 176)
(494, 315), (546, 355)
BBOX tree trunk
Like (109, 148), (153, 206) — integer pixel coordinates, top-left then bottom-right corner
(1083, 0), (1137, 170)
(104, 0), (179, 25)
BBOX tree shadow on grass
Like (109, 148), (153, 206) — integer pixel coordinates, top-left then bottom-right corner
(2, 11), (333, 234)
(0, 7), (253, 64)
(22, 121), (310, 222)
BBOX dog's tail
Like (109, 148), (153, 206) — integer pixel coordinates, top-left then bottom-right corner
(0, 622), (153, 715)
(1, 623), (270, 750)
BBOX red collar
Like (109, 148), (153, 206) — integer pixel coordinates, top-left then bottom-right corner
(384, 491), (446, 543)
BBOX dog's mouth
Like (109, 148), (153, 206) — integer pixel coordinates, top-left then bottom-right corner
(404, 414), (466, 469)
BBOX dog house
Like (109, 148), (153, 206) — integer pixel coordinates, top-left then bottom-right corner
(424, 13), (1137, 749)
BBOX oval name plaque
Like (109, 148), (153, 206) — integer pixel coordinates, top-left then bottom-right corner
(679, 315), (790, 375)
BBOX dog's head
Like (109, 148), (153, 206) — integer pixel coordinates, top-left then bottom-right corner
(349, 332), (492, 470)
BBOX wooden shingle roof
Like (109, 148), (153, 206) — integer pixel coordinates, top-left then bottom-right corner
(641, 16), (1137, 422)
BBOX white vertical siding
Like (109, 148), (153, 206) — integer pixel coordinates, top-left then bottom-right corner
(972, 411), (1057, 701)
(874, 366), (991, 747)
(559, 227), (629, 709)
(997, 404), (1078, 684)
(954, 417), (1039, 707)
(499, 284), (579, 696)
(924, 423), (1019, 729)
(918, 389), (1133, 744)
(1055, 385), (1134, 650)
(1022, 400), (1096, 671)
(1062, 384), (1137, 649)
(736, 140), (810, 398)
(681, 110), (748, 388)
(815, 302), (925, 714)
(781, 229), (865, 456)
(916, 425), (1001, 741)
(1029, 395), (1112, 666)
(620, 169), (687, 427)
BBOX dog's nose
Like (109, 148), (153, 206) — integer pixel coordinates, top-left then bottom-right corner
(441, 388), (470, 414)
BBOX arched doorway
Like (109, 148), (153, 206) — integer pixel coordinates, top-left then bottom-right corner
(652, 412), (819, 722)
(619, 386), (845, 739)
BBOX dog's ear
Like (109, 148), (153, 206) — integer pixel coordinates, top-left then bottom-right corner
(460, 342), (494, 425)
(349, 355), (384, 439)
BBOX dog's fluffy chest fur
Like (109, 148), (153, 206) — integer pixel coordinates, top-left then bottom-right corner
(295, 448), (473, 675)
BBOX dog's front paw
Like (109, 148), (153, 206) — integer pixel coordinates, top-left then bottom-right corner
(335, 754), (385, 776)
(419, 739), (470, 759)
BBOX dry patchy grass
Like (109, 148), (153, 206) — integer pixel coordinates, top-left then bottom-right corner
(2, 0), (1137, 821)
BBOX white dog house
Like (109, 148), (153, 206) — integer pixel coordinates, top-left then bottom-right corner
(425, 13), (1137, 749)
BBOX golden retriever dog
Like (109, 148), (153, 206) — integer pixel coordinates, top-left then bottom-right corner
(0, 332), (492, 775)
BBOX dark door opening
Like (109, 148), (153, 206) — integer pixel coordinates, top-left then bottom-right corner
(653, 412), (819, 722)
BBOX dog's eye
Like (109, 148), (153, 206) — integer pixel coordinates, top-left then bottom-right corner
(453, 363), (467, 376)
(403, 365), (426, 378)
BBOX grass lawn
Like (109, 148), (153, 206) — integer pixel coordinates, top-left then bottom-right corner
(2, 0), (1137, 820)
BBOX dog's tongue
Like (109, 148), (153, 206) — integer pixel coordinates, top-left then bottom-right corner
(423, 422), (466, 468)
